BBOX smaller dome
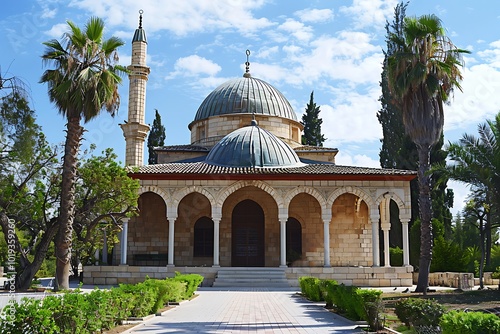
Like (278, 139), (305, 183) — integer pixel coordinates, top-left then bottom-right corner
(205, 121), (303, 168)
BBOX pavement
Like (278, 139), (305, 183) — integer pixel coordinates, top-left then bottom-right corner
(124, 287), (366, 334)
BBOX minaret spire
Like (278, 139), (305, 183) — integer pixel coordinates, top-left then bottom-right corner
(120, 10), (150, 166)
(243, 49), (251, 78)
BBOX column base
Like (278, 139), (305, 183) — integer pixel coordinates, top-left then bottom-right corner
(212, 265), (220, 268)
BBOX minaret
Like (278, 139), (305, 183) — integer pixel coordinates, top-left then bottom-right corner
(121, 10), (150, 166)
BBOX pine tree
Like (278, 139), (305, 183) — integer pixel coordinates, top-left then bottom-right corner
(301, 91), (326, 146)
(147, 109), (166, 164)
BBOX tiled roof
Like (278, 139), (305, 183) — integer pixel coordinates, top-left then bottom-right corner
(131, 161), (416, 177)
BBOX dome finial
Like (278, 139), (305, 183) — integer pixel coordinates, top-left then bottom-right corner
(244, 49), (251, 78)
(138, 9), (144, 29)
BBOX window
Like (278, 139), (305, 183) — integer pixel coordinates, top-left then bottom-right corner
(194, 217), (214, 257)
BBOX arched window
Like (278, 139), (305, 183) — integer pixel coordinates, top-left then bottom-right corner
(286, 217), (302, 263)
(194, 217), (214, 257)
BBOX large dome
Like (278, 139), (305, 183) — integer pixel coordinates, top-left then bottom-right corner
(205, 120), (303, 168)
(193, 75), (297, 122)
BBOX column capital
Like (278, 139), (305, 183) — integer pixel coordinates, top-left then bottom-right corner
(321, 213), (332, 223)
(278, 215), (288, 223)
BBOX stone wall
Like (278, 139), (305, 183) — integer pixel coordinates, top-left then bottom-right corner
(83, 265), (413, 287)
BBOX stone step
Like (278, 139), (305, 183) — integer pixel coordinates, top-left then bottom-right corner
(212, 268), (290, 288)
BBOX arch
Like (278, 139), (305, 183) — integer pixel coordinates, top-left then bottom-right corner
(172, 185), (216, 208)
(327, 186), (375, 211)
(284, 186), (327, 213)
(216, 180), (284, 209)
(138, 185), (170, 206)
(231, 199), (265, 267)
(375, 191), (407, 218)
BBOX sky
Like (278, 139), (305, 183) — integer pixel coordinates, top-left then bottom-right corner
(1, 0), (500, 216)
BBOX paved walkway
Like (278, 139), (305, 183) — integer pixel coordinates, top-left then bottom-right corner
(127, 288), (363, 334)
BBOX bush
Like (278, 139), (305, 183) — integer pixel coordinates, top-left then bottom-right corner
(116, 282), (157, 317)
(390, 247), (403, 266)
(319, 279), (338, 308)
(143, 278), (186, 312)
(298, 276), (322, 301)
(441, 310), (500, 334)
(357, 289), (384, 330)
(394, 297), (445, 328)
(171, 272), (204, 299)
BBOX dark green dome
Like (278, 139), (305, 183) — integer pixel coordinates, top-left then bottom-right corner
(193, 75), (297, 122)
(205, 120), (303, 168)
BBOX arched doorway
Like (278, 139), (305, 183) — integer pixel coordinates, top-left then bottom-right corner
(231, 199), (265, 266)
(286, 217), (302, 264)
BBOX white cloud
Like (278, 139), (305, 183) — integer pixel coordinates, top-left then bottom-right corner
(69, 0), (275, 36)
(278, 19), (313, 42)
(335, 151), (380, 168)
(44, 23), (68, 38)
(295, 8), (334, 23)
(167, 55), (222, 79)
(256, 46), (279, 59)
(339, 0), (398, 29)
(320, 87), (382, 145)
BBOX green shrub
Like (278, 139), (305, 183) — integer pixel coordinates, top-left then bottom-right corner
(298, 276), (322, 301)
(394, 298), (445, 327)
(357, 289), (383, 329)
(441, 310), (500, 334)
(319, 279), (338, 308)
(0, 297), (59, 334)
(117, 282), (157, 317)
(390, 247), (403, 266)
(143, 278), (186, 312)
(171, 273), (204, 299)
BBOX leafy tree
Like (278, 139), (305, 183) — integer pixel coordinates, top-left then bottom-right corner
(378, 2), (454, 262)
(301, 91), (326, 146)
(147, 109), (166, 164)
(385, 12), (469, 293)
(0, 92), (59, 290)
(72, 148), (139, 275)
(40, 17), (126, 290)
(435, 113), (500, 268)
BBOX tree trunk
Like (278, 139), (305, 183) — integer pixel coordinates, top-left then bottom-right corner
(55, 116), (83, 290)
(479, 222), (485, 290)
(415, 145), (433, 294)
(0, 213), (58, 291)
(485, 213), (492, 267)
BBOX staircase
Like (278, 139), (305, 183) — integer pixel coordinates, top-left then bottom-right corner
(212, 267), (290, 288)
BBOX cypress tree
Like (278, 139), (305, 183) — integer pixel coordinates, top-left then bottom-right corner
(301, 91), (326, 146)
(147, 109), (166, 164)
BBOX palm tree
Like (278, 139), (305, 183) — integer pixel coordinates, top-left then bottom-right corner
(40, 17), (126, 290)
(386, 14), (469, 293)
(437, 113), (500, 273)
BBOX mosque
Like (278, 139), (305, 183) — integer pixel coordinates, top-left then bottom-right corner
(83, 13), (416, 287)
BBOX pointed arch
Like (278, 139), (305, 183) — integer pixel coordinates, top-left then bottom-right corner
(375, 191), (409, 220)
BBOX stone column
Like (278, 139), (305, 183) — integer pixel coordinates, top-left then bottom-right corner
(323, 214), (332, 267)
(382, 228), (391, 267)
(279, 216), (288, 267)
(120, 218), (129, 265)
(401, 219), (410, 266)
(102, 229), (108, 265)
(167, 208), (177, 267)
(212, 215), (221, 267)
(371, 217), (380, 267)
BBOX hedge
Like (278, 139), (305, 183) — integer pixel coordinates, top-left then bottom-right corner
(0, 275), (204, 334)
(441, 310), (500, 334)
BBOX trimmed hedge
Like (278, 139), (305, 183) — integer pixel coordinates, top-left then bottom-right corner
(0, 275), (204, 334)
(299, 276), (322, 301)
(441, 310), (500, 334)
(299, 277), (383, 329)
(394, 297), (445, 328)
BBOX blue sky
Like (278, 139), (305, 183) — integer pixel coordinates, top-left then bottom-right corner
(2, 0), (500, 215)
